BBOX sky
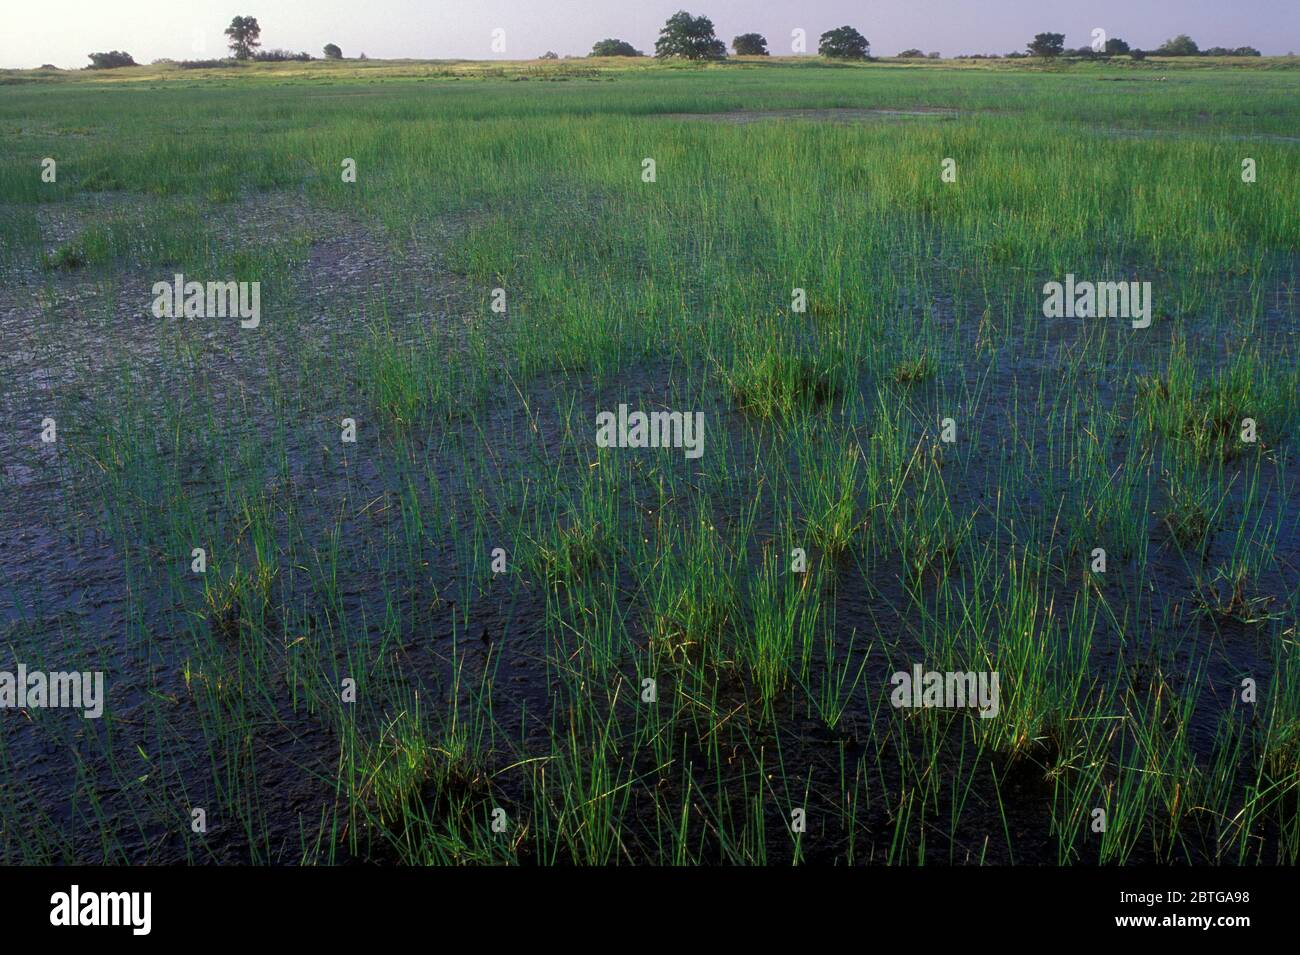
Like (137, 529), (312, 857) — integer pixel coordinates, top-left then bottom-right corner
(3, 0), (1298, 69)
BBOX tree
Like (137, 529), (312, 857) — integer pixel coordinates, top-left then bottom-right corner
(323, 43), (342, 59)
(1130, 48), (1146, 61)
(732, 33), (769, 56)
(86, 51), (136, 69)
(655, 11), (726, 60)
(1027, 32), (1066, 59)
(1156, 34), (1199, 56)
(590, 38), (642, 57)
(1103, 37), (1130, 56)
(539, 51), (559, 60)
(897, 48), (924, 58)
(225, 16), (262, 59)
(819, 26), (870, 60)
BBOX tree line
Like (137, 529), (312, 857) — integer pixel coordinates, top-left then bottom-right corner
(87, 15), (350, 69)
(1018, 31), (1259, 61)
(83, 11), (1266, 70)
(589, 11), (871, 60)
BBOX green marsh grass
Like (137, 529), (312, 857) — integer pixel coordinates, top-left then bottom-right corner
(2, 55), (1298, 866)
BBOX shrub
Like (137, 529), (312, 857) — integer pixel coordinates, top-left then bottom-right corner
(252, 49), (313, 62)
(589, 39), (642, 57)
(178, 59), (244, 69)
(1156, 34), (1200, 56)
(86, 51), (136, 69)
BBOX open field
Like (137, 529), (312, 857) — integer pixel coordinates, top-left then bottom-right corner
(1, 55), (1298, 864)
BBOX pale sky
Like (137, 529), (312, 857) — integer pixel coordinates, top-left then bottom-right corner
(3, 0), (1297, 69)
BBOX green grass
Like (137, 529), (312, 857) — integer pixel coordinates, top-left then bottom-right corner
(1, 54), (1297, 866)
